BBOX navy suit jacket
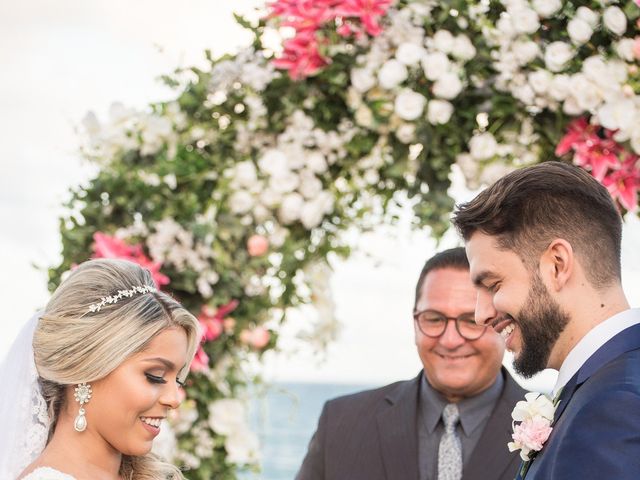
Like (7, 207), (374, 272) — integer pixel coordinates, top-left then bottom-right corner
(521, 322), (640, 479)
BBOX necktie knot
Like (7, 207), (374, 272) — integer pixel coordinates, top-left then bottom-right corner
(442, 403), (459, 433)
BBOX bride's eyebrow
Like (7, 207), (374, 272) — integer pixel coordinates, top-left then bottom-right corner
(142, 357), (176, 370)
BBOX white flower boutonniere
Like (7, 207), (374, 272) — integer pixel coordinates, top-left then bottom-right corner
(507, 392), (556, 461)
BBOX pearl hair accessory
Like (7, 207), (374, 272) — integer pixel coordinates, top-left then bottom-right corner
(87, 285), (156, 313)
(73, 383), (92, 432)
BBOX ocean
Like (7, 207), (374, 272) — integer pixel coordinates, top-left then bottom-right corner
(243, 382), (377, 480)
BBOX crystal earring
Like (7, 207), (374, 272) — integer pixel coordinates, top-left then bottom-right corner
(73, 382), (92, 432)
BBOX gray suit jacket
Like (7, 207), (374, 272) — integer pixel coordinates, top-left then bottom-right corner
(296, 368), (526, 480)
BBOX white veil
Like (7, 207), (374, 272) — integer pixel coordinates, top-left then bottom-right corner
(0, 311), (50, 478)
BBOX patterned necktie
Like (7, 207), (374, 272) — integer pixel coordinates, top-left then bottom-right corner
(438, 403), (462, 480)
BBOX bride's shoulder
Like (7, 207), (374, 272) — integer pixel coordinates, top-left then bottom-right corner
(21, 467), (76, 480)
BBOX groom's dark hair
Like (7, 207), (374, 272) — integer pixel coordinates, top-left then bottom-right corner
(414, 247), (468, 308)
(451, 161), (622, 289)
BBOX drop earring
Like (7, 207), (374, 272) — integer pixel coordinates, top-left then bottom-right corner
(73, 382), (92, 432)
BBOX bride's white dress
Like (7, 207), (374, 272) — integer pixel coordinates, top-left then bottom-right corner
(21, 467), (75, 479)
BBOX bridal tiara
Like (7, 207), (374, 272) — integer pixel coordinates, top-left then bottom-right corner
(87, 285), (156, 313)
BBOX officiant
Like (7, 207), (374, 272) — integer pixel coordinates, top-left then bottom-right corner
(296, 247), (525, 480)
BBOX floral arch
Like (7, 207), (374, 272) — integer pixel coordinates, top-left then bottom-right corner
(49, 0), (640, 477)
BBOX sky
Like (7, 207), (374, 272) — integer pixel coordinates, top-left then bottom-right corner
(1, 1), (639, 392)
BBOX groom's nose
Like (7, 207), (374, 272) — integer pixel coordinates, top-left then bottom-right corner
(475, 289), (497, 327)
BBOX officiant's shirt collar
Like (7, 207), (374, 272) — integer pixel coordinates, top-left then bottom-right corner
(421, 371), (503, 436)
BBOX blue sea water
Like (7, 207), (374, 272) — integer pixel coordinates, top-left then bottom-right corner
(243, 382), (377, 480)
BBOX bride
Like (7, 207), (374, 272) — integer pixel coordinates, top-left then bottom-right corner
(0, 258), (200, 479)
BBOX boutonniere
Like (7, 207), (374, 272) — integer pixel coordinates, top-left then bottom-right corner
(507, 392), (556, 461)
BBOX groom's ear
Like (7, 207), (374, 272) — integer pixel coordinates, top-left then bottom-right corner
(539, 239), (573, 292)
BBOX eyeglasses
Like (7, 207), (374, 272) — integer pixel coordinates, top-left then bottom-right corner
(412, 310), (487, 341)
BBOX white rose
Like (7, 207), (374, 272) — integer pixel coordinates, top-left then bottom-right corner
(509, 5), (540, 34)
(528, 70), (553, 94)
(259, 188), (281, 208)
(469, 132), (498, 160)
(396, 123), (416, 143)
(572, 74), (602, 111)
(576, 7), (599, 28)
(229, 191), (254, 214)
(615, 38), (636, 62)
(603, 6), (626, 36)
(421, 51), (451, 81)
(394, 89), (426, 120)
(568, 18), (594, 45)
(598, 98), (637, 131)
(258, 148), (288, 176)
(225, 427), (260, 465)
(427, 100), (454, 124)
(299, 171), (323, 199)
(433, 30), (455, 53)
(278, 192), (304, 224)
(513, 83), (536, 106)
(269, 170), (299, 194)
(562, 95), (584, 115)
(452, 35), (477, 61)
(233, 161), (257, 187)
(396, 42), (426, 65)
(497, 16), (517, 38)
(378, 59), (408, 89)
(532, 0), (562, 17)
(300, 193), (333, 229)
(544, 42), (574, 72)
(548, 74), (571, 101)
(433, 72), (463, 99)
(512, 41), (540, 65)
(307, 151), (328, 174)
(208, 399), (246, 435)
(351, 68), (376, 92)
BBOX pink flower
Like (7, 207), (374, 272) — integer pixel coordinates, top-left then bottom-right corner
(602, 156), (640, 211)
(335, 0), (392, 36)
(240, 326), (271, 349)
(190, 346), (210, 372)
(511, 416), (553, 454)
(92, 232), (169, 287)
(198, 300), (239, 342)
(272, 30), (329, 79)
(247, 234), (270, 256)
(633, 37), (640, 60)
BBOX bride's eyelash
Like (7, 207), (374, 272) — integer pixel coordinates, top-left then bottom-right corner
(145, 373), (167, 384)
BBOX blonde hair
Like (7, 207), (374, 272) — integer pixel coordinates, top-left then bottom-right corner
(34, 258), (200, 480)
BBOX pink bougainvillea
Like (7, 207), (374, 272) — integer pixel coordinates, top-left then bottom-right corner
(268, 0), (392, 79)
(556, 118), (640, 212)
(92, 232), (170, 287)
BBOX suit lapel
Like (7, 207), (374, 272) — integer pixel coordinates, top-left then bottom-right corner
(464, 369), (524, 480)
(376, 374), (420, 480)
(554, 323), (640, 424)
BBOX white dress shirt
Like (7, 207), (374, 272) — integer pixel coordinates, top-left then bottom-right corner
(553, 308), (640, 396)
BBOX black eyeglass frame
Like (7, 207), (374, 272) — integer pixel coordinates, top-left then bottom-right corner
(412, 309), (488, 341)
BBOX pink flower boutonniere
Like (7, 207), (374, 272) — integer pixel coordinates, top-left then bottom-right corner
(508, 392), (556, 461)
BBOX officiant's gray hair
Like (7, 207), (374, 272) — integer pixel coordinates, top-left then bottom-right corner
(33, 258), (200, 479)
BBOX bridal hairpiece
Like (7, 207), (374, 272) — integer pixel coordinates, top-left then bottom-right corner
(88, 285), (156, 313)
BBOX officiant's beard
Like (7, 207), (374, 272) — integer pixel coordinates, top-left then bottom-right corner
(513, 272), (570, 378)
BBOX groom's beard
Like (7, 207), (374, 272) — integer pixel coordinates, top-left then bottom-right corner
(513, 273), (570, 378)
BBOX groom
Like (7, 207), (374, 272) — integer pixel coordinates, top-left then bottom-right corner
(453, 161), (640, 478)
